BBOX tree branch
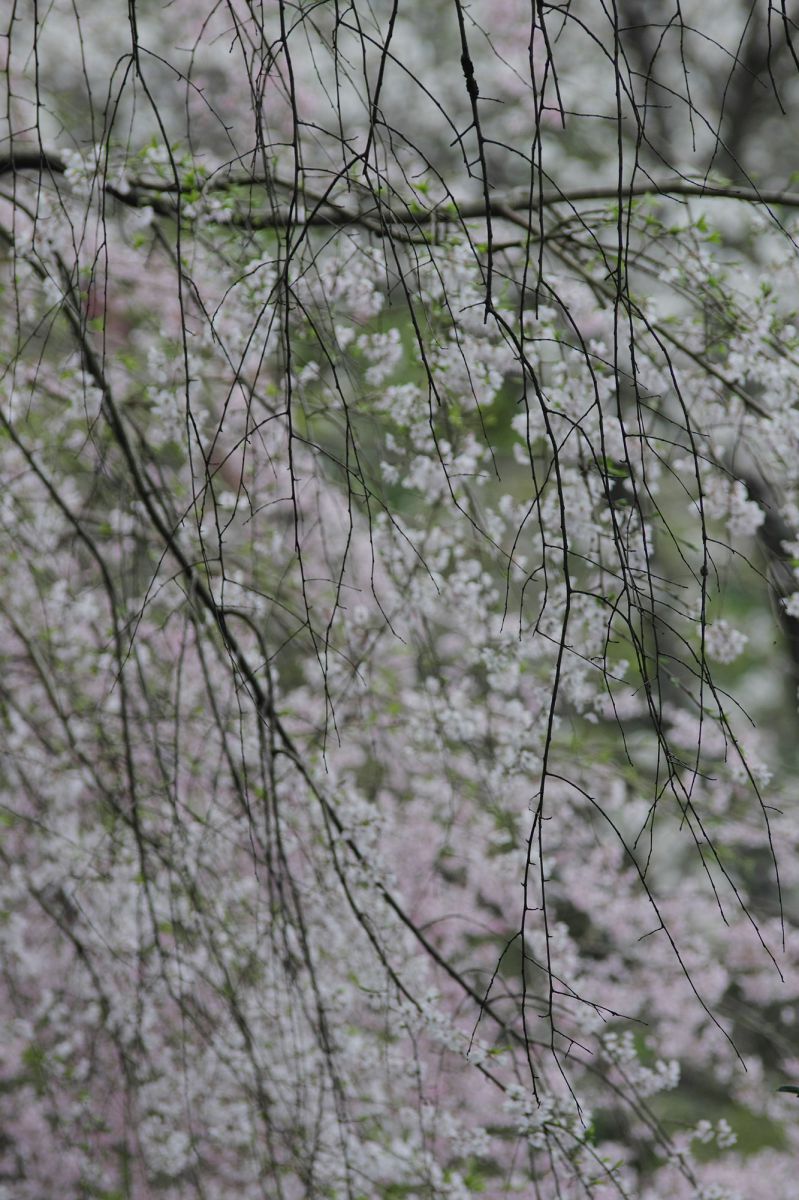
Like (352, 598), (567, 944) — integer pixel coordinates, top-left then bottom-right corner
(4, 148), (799, 235)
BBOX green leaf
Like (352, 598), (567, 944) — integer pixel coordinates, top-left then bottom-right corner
(777, 1085), (799, 1095)
(602, 457), (629, 479)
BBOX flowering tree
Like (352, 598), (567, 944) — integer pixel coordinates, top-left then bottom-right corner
(3, 1), (799, 1196)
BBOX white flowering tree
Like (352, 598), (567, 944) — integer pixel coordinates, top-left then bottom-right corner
(3, 1), (799, 1197)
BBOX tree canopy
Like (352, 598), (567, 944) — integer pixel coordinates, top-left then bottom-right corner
(3, 2), (799, 1197)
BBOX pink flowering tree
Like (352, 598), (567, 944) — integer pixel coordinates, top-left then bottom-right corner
(3, 2), (799, 1196)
